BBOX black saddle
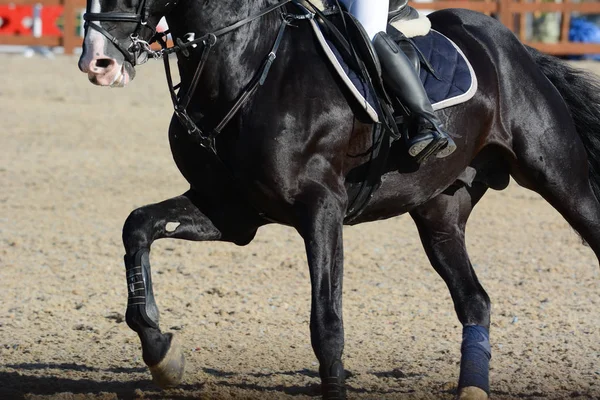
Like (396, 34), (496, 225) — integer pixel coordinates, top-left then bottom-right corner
(339, 2), (423, 90)
(387, 0), (423, 71)
(388, 0), (420, 22)
(304, 0), (432, 126)
(306, 0), (422, 76)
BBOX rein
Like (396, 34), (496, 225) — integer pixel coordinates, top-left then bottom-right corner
(151, 0), (311, 153)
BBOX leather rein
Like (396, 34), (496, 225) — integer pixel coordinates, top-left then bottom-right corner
(84, 0), (312, 155)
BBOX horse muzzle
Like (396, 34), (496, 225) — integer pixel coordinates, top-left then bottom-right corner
(78, 33), (137, 87)
(80, 56), (136, 87)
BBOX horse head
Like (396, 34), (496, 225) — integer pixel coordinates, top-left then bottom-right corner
(78, 0), (173, 86)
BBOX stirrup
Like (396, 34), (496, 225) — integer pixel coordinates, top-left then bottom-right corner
(410, 135), (447, 164)
(435, 134), (456, 158)
(407, 131), (438, 157)
(407, 128), (456, 163)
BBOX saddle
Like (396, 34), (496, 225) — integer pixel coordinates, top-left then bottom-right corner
(388, 0), (424, 72)
(389, 0), (420, 22)
(317, 0), (424, 74)
(304, 0), (432, 120)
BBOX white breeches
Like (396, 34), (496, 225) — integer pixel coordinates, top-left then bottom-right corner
(338, 0), (389, 41)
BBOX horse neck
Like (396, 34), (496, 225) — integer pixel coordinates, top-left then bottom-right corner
(166, 0), (283, 102)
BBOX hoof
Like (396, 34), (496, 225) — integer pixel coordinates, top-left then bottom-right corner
(149, 333), (185, 388)
(457, 386), (488, 400)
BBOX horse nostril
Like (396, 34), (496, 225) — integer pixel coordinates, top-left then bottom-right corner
(95, 58), (114, 69)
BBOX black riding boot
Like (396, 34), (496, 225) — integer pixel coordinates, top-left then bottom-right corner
(373, 31), (456, 161)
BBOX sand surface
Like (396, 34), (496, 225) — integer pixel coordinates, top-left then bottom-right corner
(0, 55), (599, 400)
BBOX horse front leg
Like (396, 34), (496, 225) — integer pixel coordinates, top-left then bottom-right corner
(410, 184), (491, 400)
(296, 187), (347, 400)
(122, 190), (249, 388)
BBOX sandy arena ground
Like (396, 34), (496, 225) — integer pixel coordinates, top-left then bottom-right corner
(0, 54), (599, 400)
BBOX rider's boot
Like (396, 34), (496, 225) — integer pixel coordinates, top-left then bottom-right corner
(373, 31), (456, 161)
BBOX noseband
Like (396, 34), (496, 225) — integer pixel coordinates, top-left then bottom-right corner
(83, 0), (157, 65)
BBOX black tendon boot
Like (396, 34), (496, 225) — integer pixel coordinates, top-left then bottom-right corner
(373, 31), (456, 161)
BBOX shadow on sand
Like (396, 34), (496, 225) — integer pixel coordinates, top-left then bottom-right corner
(5, 363), (589, 399)
(0, 364), (416, 399)
(0, 364), (196, 400)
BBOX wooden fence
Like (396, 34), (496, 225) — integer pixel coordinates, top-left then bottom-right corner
(1, 0), (599, 55)
(0, 0), (85, 53)
(501, 0), (600, 54)
(410, 0), (600, 55)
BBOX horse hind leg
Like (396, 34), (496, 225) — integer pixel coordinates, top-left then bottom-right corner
(122, 190), (257, 388)
(510, 121), (600, 258)
(410, 183), (491, 400)
(506, 53), (600, 257)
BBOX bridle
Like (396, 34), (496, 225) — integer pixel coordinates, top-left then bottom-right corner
(83, 0), (158, 65)
(82, 0), (314, 154)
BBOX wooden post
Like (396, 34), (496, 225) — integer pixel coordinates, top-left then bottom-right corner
(62, 0), (75, 54)
(518, 0), (527, 42)
(560, 0), (571, 45)
(62, 0), (86, 54)
(498, 0), (514, 33)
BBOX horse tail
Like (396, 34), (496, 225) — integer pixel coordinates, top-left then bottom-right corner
(527, 46), (600, 200)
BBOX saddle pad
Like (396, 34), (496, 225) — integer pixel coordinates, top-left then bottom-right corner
(307, 17), (380, 122)
(307, 17), (477, 120)
(412, 29), (478, 110)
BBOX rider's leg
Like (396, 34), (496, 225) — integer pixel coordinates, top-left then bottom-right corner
(339, 0), (456, 160)
(340, 0), (388, 41)
(373, 32), (456, 159)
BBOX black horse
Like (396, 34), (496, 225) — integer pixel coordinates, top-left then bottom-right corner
(78, 0), (600, 398)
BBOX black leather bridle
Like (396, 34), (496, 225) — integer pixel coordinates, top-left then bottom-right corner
(83, 0), (157, 65)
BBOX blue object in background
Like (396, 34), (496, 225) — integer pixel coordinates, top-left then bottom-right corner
(569, 16), (600, 60)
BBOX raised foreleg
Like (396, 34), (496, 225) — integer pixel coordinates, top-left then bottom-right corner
(410, 183), (491, 400)
(122, 190), (257, 387)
